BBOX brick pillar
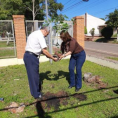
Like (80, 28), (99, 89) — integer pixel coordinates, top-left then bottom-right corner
(13, 15), (26, 59)
(73, 16), (84, 48)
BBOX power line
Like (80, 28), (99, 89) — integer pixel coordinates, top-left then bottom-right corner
(79, 0), (109, 13)
(63, 0), (73, 6)
(61, 0), (83, 13)
(62, 0), (108, 14)
(64, 0), (78, 8)
(92, 6), (118, 15)
(64, 0), (101, 13)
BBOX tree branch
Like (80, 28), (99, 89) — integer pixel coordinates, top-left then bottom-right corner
(35, 4), (39, 8)
(35, 12), (44, 17)
(35, 8), (41, 14)
(27, 7), (33, 12)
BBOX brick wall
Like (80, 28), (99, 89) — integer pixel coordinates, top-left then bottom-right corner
(13, 15), (26, 59)
(73, 16), (84, 48)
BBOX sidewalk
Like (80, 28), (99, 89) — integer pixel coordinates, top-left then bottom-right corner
(0, 55), (71, 67)
(0, 55), (118, 70)
(86, 55), (118, 70)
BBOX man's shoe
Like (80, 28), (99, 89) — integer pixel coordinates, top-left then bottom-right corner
(68, 85), (74, 89)
(35, 94), (42, 101)
(38, 94), (42, 98)
(75, 88), (81, 92)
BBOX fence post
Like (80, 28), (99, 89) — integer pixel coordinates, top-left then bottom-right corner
(13, 15), (26, 59)
(73, 16), (85, 48)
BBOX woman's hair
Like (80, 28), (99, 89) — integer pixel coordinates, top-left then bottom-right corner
(60, 30), (72, 42)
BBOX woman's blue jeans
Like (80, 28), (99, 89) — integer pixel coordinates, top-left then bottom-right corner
(69, 50), (86, 89)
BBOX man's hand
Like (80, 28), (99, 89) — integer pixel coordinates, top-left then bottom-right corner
(42, 48), (58, 62)
(53, 57), (58, 62)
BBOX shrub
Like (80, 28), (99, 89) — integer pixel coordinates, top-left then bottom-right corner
(101, 26), (113, 40)
(84, 26), (87, 34)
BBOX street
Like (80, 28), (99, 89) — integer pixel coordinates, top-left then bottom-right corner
(85, 41), (118, 58)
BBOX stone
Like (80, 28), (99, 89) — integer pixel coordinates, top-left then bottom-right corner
(7, 102), (25, 113)
(83, 72), (92, 82)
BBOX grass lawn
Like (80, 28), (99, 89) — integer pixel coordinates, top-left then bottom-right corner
(0, 49), (15, 58)
(0, 41), (16, 58)
(0, 41), (14, 47)
(0, 59), (118, 118)
(107, 57), (118, 61)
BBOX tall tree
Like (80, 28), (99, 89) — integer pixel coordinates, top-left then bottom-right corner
(0, 0), (63, 20)
(0, 0), (25, 20)
(105, 9), (118, 41)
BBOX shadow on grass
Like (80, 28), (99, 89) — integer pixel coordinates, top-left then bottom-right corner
(1, 85), (118, 118)
(33, 101), (52, 118)
(40, 70), (70, 84)
(23, 101), (52, 118)
(113, 89), (118, 94)
(110, 116), (118, 118)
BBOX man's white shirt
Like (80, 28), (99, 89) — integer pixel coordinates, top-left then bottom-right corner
(25, 30), (47, 56)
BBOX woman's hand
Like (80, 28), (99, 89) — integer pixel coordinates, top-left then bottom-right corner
(59, 55), (64, 60)
(59, 51), (72, 60)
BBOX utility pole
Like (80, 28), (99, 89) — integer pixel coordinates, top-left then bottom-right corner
(45, 0), (52, 63)
(45, 0), (48, 20)
(32, 0), (35, 21)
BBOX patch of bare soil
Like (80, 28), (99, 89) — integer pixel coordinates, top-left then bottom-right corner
(73, 93), (87, 101)
(40, 91), (87, 111)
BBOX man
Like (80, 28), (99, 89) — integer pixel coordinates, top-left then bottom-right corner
(23, 26), (57, 100)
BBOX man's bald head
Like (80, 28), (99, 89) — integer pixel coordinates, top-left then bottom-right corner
(40, 26), (50, 37)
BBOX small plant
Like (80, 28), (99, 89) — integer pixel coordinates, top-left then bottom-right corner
(43, 14), (70, 33)
(89, 28), (95, 37)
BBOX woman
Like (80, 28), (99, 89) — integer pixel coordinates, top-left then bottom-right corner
(59, 30), (86, 92)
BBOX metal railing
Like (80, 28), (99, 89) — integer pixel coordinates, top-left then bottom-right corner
(25, 20), (44, 38)
(0, 20), (16, 59)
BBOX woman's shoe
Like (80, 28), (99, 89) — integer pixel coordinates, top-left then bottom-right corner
(75, 88), (81, 92)
(68, 85), (74, 89)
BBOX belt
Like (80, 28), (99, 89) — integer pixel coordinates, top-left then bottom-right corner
(25, 51), (38, 57)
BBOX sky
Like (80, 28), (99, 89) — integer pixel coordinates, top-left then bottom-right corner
(57, 0), (118, 20)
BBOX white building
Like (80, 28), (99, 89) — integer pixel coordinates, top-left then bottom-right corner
(81, 13), (106, 36)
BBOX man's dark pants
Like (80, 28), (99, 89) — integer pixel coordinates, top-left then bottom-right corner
(23, 52), (41, 99)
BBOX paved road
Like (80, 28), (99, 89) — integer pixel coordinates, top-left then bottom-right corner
(84, 41), (118, 64)
(85, 41), (118, 54)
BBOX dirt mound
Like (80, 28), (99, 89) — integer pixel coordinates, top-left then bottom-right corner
(83, 73), (108, 89)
